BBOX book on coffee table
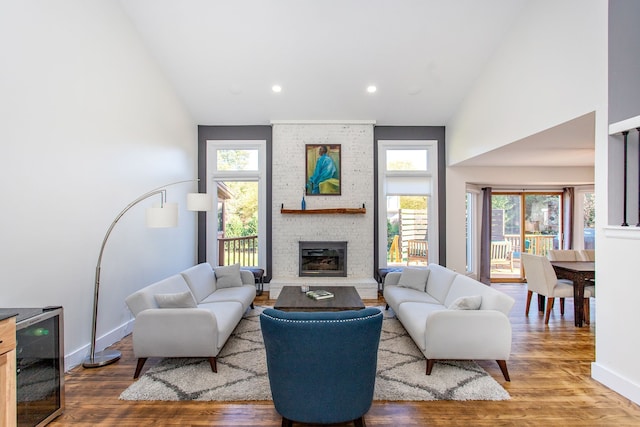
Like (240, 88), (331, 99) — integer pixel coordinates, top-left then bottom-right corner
(306, 290), (334, 300)
(274, 286), (364, 312)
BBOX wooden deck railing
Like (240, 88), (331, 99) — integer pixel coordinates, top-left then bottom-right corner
(218, 235), (258, 266)
(503, 234), (556, 257)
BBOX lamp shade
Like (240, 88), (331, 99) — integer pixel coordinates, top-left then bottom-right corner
(146, 203), (178, 228)
(187, 193), (213, 211)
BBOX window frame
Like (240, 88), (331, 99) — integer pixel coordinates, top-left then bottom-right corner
(377, 140), (439, 267)
(206, 140), (267, 270)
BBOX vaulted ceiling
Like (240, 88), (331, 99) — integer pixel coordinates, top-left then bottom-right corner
(120, 0), (594, 167)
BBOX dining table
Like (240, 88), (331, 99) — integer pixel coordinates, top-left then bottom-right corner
(550, 261), (595, 327)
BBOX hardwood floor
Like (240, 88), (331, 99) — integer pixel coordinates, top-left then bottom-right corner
(50, 284), (640, 426)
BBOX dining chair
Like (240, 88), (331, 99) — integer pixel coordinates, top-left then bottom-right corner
(547, 249), (578, 261)
(521, 253), (592, 324)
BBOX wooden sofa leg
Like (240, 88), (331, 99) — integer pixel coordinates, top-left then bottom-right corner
(496, 360), (511, 381)
(209, 357), (217, 373)
(426, 359), (435, 375)
(385, 303), (389, 310)
(281, 417), (293, 427)
(134, 358), (147, 379)
(251, 302), (254, 309)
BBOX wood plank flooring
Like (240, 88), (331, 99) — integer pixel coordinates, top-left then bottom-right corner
(50, 284), (640, 426)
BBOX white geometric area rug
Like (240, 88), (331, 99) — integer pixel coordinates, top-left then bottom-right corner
(119, 306), (510, 402)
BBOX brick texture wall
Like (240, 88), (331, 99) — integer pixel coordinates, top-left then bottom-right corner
(271, 123), (375, 287)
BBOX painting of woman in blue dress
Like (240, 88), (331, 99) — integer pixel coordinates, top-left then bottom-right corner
(305, 144), (341, 195)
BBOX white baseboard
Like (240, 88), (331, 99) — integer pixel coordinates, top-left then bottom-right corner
(591, 362), (640, 406)
(65, 319), (134, 372)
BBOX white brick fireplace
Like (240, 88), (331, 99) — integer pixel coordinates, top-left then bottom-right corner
(269, 121), (378, 299)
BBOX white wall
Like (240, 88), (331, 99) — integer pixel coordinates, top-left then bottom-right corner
(445, 0), (607, 276)
(591, 0), (640, 406)
(447, 0), (608, 166)
(445, 0), (640, 406)
(0, 1), (197, 369)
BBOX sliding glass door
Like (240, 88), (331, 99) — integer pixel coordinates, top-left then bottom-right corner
(578, 189), (595, 249)
(490, 192), (562, 281)
(490, 194), (522, 281)
(524, 193), (561, 257)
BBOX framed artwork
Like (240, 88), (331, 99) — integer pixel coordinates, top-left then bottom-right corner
(305, 144), (341, 195)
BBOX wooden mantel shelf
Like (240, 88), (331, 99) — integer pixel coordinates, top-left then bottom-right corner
(281, 207), (366, 215)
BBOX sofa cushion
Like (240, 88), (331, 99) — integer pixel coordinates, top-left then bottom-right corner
(448, 295), (482, 310)
(425, 264), (458, 303)
(197, 301), (244, 349)
(395, 301), (447, 351)
(154, 291), (197, 309)
(214, 263), (243, 288)
(384, 285), (441, 309)
(199, 285), (256, 311)
(444, 275), (515, 315)
(125, 274), (191, 316)
(397, 268), (430, 292)
(181, 263), (217, 303)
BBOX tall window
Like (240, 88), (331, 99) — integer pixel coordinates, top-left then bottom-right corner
(378, 141), (438, 267)
(206, 141), (266, 269)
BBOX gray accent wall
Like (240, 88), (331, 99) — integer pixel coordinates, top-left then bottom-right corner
(197, 126), (273, 280)
(609, 0), (640, 124)
(198, 125), (446, 283)
(373, 126), (447, 270)
(609, 0), (640, 226)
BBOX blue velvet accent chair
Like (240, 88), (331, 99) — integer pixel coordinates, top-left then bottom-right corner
(260, 307), (383, 427)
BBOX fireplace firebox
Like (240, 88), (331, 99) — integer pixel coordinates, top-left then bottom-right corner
(299, 241), (347, 277)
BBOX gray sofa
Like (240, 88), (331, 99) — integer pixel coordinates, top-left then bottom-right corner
(125, 262), (256, 378)
(383, 264), (515, 380)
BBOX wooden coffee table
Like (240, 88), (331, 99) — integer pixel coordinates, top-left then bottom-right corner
(274, 286), (365, 312)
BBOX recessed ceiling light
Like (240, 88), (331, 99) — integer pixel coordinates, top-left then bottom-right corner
(272, 85), (282, 93)
(367, 85), (377, 94)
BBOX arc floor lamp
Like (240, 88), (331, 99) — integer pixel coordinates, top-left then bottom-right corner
(83, 179), (211, 368)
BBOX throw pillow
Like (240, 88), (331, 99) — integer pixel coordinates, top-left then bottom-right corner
(397, 268), (430, 292)
(214, 263), (243, 288)
(154, 291), (197, 309)
(448, 295), (482, 310)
